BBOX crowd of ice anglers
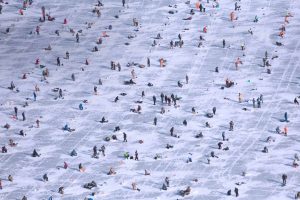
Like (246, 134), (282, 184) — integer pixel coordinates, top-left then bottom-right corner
(0, 0), (300, 199)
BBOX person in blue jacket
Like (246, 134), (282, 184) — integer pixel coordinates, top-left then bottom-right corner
(284, 112), (288, 122)
(79, 103), (83, 110)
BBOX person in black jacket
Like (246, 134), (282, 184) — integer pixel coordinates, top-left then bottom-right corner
(234, 187), (239, 197)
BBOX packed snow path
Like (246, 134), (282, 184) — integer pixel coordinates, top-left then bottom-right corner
(0, 0), (300, 199)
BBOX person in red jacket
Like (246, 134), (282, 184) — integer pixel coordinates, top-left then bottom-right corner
(203, 26), (207, 33)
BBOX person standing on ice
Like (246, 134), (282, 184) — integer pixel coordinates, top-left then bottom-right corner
(114, 96), (119, 102)
(170, 127), (174, 136)
(71, 73), (75, 81)
(234, 187), (239, 197)
(8, 175), (13, 182)
(222, 132), (226, 141)
(76, 33), (79, 43)
(59, 88), (63, 98)
(147, 57), (150, 67)
(238, 93), (242, 103)
(66, 51), (70, 59)
(93, 145), (98, 158)
(260, 94), (264, 103)
(123, 132), (127, 142)
(0, 4), (2, 14)
(131, 69), (136, 79)
(36, 26), (40, 35)
(33, 91), (37, 101)
(284, 112), (288, 122)
(101, 145), (105, 156)
(212, 107), (216, 115)
(135, 150), (139, 160)
(160, 93), (164, 103)
(257, 99), (261, 108)
(22, 112), (26, 121)
(122, 0), (125, 7)
(282, 174), (287, 186)
(14, 107), (18, 118)
(153, 95), (156, 105)
(165, 177), (170, 187)
(94, 86), (98, 95)
(57, 57), (61, 66)
(170, 40), (174, 49)
(41, 6), (46, 21)
(178, 34), (182, 41)
(229, 121), (234, 131)
(154, 117), (157, 125)
(185, 74), (189, 84)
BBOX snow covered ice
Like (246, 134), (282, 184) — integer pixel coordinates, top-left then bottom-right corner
(0, 0), (300, 199)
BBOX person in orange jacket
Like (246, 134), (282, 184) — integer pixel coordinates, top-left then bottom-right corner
(283, 126), (288, 136)
(279, 31), (285, 38)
